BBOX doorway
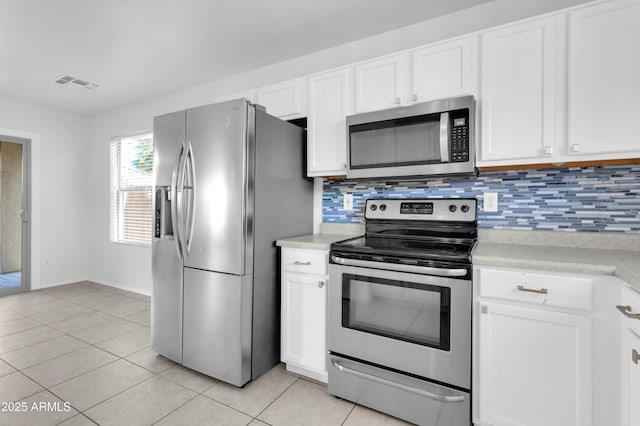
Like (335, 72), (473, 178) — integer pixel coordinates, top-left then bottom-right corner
(0, 136), (30, 296)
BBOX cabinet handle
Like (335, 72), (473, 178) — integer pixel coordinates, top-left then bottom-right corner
(517, 285), (548, 295)
(395, 97), (401, 105)
(412, 94), (418, 102)
(571, 144), (580, 153)
(294, 261), (311, 266)
(633, 349), (639, 365)
(616, 305), (640, 320)
(318, 281), (325, 288)
(544, 146), (553, 155)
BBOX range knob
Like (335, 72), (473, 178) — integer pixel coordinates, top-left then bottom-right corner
(370, 204), (377, 211)
(461, 204), (470, 213)
(379, 204), (387, 211)
(449, 204), (457, 213)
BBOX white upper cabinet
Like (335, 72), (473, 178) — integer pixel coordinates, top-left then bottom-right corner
(307, 67), (351, 176)
(478, 16), (560, 165)
(302, 0), (640, 175)
(354, 54), (405, 113)
(213, 89), (255, 103)
(353, 39), (475, 114)
(255, 78), (307, 119)
(567, 0), (640, 159)
(410, 36), (474, 103)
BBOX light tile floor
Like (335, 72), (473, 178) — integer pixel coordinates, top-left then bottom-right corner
(0, 282), (411, 426)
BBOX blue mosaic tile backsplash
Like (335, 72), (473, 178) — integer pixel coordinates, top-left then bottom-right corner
(322, 165), (640, 232)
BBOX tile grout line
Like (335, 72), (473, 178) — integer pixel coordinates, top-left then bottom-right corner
(2, 283), (360, 426)
(0, 283), (156, 423)
(252, 374), (302, 423)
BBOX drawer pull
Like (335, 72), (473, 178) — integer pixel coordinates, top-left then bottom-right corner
(318, 281), (325, 288)
(517, 285), (548, 295)
(616, 305), (640, 320)
(633, 349), (639, 365)
(293, 261), (311, 266)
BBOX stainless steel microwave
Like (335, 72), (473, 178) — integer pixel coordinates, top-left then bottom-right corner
(346, 95), (475, 179)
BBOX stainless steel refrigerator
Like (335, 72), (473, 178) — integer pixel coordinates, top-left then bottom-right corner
(151, 99), (313, 387)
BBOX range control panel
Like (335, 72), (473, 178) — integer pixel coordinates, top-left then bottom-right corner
(366, 198), (477, 222)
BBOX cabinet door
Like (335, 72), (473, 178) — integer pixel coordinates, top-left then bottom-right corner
(307, 68), (350, 176)
(256, 78), (306, 119)
(478, 302), (591, 426)
(281, 272), (327, 374)
(567, 0), (640, 158)
(410, 37), (473, 103)
(354, 54), (404, 113)
(478, 16), (559, 164)
(621, 329), (640, 426)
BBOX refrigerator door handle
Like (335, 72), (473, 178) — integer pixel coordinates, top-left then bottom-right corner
(176, 141), (189, 257)
(171, 142), (185, 259)
(183, 142), (196, 254)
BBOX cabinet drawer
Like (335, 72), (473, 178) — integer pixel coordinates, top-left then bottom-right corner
(477, 267), (592, 310)
(620, 286), (640, 335)
(282, 248), (328, 275)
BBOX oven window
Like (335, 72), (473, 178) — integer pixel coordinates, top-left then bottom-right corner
(341, 274), (451, 350)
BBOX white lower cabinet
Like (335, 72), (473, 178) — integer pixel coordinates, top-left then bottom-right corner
(620, 286), (640, 426)
(280, 247), (328, 382)
(477, 302), (591, 426)
(475, 267), (592, 426)
(621, 328), (640, 426)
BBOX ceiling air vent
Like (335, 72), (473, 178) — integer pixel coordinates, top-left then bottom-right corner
(54, 76), (74, 85)
(53, 75), (99, 90)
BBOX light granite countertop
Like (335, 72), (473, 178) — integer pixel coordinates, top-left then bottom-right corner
(276, 223), (364, 251)
(277, 226), (640, 290)
(473, 230), (640, 290)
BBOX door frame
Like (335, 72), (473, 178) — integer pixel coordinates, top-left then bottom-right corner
(0, 134), (31, 296)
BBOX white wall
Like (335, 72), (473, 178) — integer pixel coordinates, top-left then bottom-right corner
(0, 96), (88, 289)
(86, 0), (594, 293)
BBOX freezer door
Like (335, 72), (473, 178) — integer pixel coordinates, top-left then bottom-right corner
(153, 111), (185, 187)
(183, 99), (251, 275)
(182, 267), (252, 386)
(151, 238), (182, 363)
(151, 110), (185, 363)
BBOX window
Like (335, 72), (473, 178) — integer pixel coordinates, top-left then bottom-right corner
(110, 132), (153, 245)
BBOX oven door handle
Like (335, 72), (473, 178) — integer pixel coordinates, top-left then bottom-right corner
(331, 255), (467, 277)
(330, 359), (466, 403)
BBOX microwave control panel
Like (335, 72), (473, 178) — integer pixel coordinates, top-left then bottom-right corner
(450, 110), (469, 162)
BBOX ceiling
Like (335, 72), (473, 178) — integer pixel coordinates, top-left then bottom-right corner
(0, 0), (491, 115)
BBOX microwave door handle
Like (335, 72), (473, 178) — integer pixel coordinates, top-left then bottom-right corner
(439, 112), (450, 163)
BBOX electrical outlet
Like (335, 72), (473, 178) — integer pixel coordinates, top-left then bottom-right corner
(343, 193), (353, 210)
(484, 192), (498, 212)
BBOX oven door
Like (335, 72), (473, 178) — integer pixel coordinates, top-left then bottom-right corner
(328, 260), (471, 390)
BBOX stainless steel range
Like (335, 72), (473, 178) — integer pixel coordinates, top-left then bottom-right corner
(328, 198), (477, 426)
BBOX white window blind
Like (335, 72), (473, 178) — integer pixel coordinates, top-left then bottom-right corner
(110, 132), (153, 246)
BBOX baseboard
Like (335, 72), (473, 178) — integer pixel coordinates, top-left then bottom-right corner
(32, 278), (87, 291)
(88, 279), (152, 297)
(33, 278), (151, 297)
